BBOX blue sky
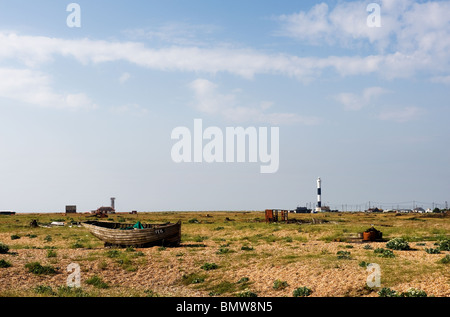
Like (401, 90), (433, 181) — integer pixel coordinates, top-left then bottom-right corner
(0, 0), (449, 213)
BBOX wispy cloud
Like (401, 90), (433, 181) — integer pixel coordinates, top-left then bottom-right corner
(119, 72), (131, 84)
(110, 103), (148, 116)
(123, 22), (219, 46)
(276, 0), (450, 53)
(378, 106), (424, 123)
(0, 67), (96, 109)
(0, 29), (446, 82)
(275, 0), (450, 79)
(189, 78), (320, 125)
(335, 87), (390, 111)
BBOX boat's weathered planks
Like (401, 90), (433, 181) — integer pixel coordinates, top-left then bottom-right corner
(82, 220), (181, 247)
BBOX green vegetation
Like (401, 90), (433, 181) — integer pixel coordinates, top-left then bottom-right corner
(85, 275), (110, 289)
(424, 247), (440, 254)
(0, 243), (9, 254)
(182, 272), (206, 285)
(293, 286), (313, 297)
(336, 250), (351, 259)
(386, 238), (410, 250)
(0, 259), (12, 268)
(0, 211), (448, 297)
(437, 254), (450, 264)
(374, 248), (395, 258)
(201, 262), (218, 271)
(438, 239), (450, 251)
(273, 279), (289, 290)
(25, 262), (57, 275)
(46, 249), (57, 258)
(378, 287), (427, 297)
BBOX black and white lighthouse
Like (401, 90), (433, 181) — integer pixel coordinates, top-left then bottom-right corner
(315, 177), (322, 213)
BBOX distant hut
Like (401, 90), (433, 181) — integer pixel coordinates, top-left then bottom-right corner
(96, 206), (115, 214)
(65, 205), (77, 215)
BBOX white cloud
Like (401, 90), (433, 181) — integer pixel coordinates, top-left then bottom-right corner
(123, 22), (219, 46)
(189, 78), (320, 125)
(431, 75), (450, 85)
(378, 106), (424, 123)
(275, 0), (450, 77)
(0, 68), (96, 109)
(0, 30), (440, 83)
(335, 87), (390, 111)
(119, 72), (131, 84)
(110, 103), (148, 116)
(1, 1), (450, 87)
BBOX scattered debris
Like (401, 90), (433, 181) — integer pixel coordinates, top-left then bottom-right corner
(362, 226), (383, 241)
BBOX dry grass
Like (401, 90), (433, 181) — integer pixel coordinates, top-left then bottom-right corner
(0, 211), (449, 297)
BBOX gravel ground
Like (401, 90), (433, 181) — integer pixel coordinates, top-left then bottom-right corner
(0, 235), (449, 297)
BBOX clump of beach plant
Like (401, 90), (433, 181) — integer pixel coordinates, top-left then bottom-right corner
(378, 287), (427, 297)
(237, 277), (250, 284)
(437, 254), (450, 264)
(47, 249), (57, 258)
(216, 247), (234, 255)
(182, 273), (206, 285)
(0, 243), (9, 254)
(56, 286), (89, 297)
(144, 289), (160, 297)
(358, 261), (369, 268)
(336, 250), (351, 259)
(105, 249), (121, 258)
(438, 239), (450, 251)
(71, 241), (84, 249)
(386, 238), (410, 250)
(374, 248), (395, 258)
(33, 285), (55, 296)
(273, 279), (289, 290)
(85, 275), (109, 289)
(402, 288), (427, 297)
(0, 259), (12, 268)
(25, 262), (57, 275)
(293, 286), (312, 297)
(378, 287), (400, 297)
(235, 289), (257, 297)
(201, 262), (218, 271)
(425, 247), (441, 254)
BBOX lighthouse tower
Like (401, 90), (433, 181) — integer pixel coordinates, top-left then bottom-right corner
(315, 177), (322, 213)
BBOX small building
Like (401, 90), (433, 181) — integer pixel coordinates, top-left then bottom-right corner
(294, 206), (312, 214)
(265, 209), (289, 223)
(413, 207), (425, 213)
(95, 207), (115, 214)
(65, 205), (77, 214)
(366, 207), (383, 213)
(0, 211), (15, 215)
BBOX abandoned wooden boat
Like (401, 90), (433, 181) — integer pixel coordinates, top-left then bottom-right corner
(82, 220), (181, 247)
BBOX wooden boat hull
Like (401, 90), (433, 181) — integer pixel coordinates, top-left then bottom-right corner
(82, 220), (181, 247)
